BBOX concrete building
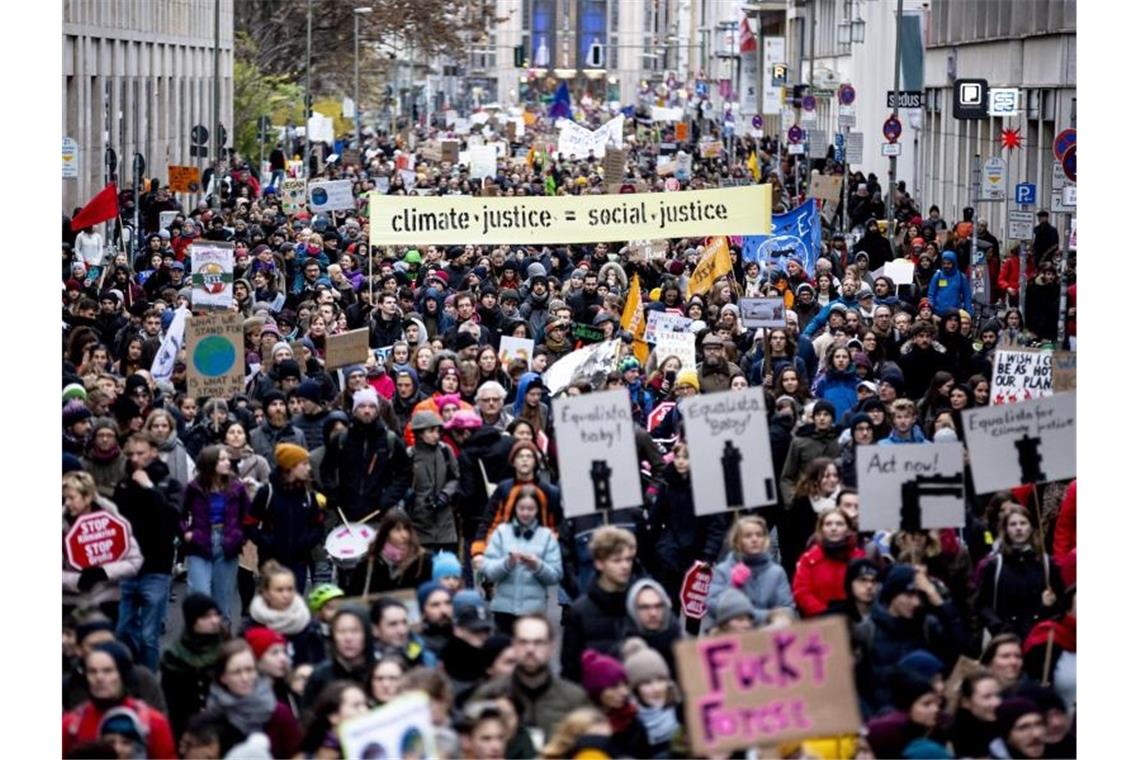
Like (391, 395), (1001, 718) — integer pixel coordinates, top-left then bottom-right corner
(62, 0), (234, 213)
(920, 0), (1076, 236)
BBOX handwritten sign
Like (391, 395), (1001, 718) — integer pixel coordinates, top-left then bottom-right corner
(186, 312), (245, 399)
(1052, 351), (1076, 392)
(654, 330), (697, 371)
(499, 336), (535, 372)
(740, 297), (787, 329)
(674, 616), (861, 756)
(168, 165), (201, 193)
(325, 328), (370, 369)
(645, 310), (693, 343)
(991, 348), (1052, 405)
(280, 178), (307, 214)
(856, 442), (966, 532)
(961, 392), (1076, 493)
(682, 387), (777, 515)
(808, 174), (843, 204)
(338, 692), (437, 760)
(552, 389), (643, 518)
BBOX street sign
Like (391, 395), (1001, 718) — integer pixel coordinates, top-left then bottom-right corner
(801, 93), (817, 112)
(1051, 191), (1070, 213)
(1008, 210), (1034, 240)
(837, 83), (856, 105)
(772, 64), (788, 86)
(62, 137), (79, 179)
(191, 124), (209, 146)
(837, 104), (856, 128)
(846, 132), (864, 164)
(1053, 129), (1077, 163)
(751, 114), (763, 129)
(882, 115), (902, 143)
(695, 80), (709, 98)
(788, 143), (805, 155)
(1062, 186), (1077, 206)
(65, 511), (131, 570)
(881, 142), (901, 157)
(886, 91), (924, 109)
(834, 132), (845, 164)
(988, 88), (1020, 116)
(953, 78), (989, 119)
(808, 129), (828, 159)
(1014, 182), (1037, 205)
(787, 125), (804, 144)
(1061, 145), (1076, 183)
(981, 156), (1007, 200)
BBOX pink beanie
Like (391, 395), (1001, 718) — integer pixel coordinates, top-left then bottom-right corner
(580, 649), (627, 697)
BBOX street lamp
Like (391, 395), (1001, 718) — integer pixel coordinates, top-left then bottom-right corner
(354, 6), (373, 149)
(851, 13), (866, 43)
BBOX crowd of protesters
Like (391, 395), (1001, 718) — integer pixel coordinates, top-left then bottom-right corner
(61, 104), (1076, 759)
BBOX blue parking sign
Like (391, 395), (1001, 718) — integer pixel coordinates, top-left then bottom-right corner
(1014, 182), (1036, 205)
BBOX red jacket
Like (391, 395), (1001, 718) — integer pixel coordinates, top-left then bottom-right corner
(998, 255), (1036, 295)
(792, 541), (866, 617)
(1053, 480), (1076, 558)
(62, 697), (177, 759)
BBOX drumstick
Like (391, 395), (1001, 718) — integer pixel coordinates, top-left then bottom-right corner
(337, 507), (350, 526)
(358, 509), (382, 524)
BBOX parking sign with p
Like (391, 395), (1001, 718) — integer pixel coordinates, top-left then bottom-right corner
(953, 78), (989, 120)
(1015, 183), (1036, 206)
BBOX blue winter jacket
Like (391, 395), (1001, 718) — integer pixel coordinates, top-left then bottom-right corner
(702, 551), (794, 632)
(927, 251), (974, 316)
(879, 426), (929, 445)
(482, 519), (563, 616)
(803, 301), (856, 338)
(815, 368), (860, 417)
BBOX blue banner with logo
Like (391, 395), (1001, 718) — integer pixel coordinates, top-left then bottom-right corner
(741, 199), (821, 276)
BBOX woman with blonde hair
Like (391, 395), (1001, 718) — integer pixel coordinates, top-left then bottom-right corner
(540, 706), (613, 759)
(143, 407), (196, 486)
(703, 516), (793, 633)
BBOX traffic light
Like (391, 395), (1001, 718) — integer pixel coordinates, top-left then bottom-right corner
(514, 45), (525, 68)
(791, 84), (808, 109)
(588, 42), (604, 68)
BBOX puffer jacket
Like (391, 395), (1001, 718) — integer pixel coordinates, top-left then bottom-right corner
(409, 441), (460, 545)
(792, 539), (866, 617)
(62, 498), (144, 608)
(813, 368), (860, 417)
(702, 551), (793, 632)
(482, 519), (563, 616)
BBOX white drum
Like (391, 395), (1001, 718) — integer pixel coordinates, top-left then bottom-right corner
(324, 523), (377, 569)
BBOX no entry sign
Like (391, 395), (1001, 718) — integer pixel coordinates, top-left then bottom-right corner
(66, 511), (131, 570)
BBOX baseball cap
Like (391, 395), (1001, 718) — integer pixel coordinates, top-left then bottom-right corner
(452, 589), (493, 633)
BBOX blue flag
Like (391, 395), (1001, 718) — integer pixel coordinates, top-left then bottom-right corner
(549, 81), (572, 120)
(741, 200), (821, 276)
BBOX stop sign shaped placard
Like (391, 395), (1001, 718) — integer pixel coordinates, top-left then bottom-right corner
(680, 560), (713, 619)
(66, 511), (131, 570)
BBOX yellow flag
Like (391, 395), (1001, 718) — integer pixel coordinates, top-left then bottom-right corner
(620, 273), (644, 335)
(747, 150), (761, 181)
(686, 237), (733, 298)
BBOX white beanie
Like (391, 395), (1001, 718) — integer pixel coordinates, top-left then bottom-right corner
(352, 387), (380, 412)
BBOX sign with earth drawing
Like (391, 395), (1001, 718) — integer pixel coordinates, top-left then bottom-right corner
(189, 241), (234, 310)
(186, 311), (245, 399)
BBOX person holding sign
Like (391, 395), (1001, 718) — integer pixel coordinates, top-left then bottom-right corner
(703, 516), (792, 633)
(62, 472), (143, 616)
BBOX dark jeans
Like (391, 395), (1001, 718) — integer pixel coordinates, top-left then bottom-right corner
(116, 573), (172, 671)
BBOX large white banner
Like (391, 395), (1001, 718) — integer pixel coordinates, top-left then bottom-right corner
(553, 389), (643, 517)
(682, 387), (777, 515)
(961, 392), (1076, 493)
(557, 116), (624, 160)
(543, 339), (622, 396)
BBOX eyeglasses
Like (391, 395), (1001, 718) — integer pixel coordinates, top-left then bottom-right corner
(636, 602), (666, 611)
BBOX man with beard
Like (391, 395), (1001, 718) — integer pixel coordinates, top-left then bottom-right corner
(416, 582), (454, 658)
(539, 315), (573, 363)
(508, 615), (588, 739)
(696, 333), (742, 393)
(443, 292), (493, 350)
(249, 391), (306, 461)
(567, 270), (603, 324)
(624, 578), (681, 677)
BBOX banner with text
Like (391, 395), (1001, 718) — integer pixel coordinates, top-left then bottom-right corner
(961, 392), (1076, 493)
(645, 311), (693, 343)
(337, 692), (437, 760)
(370, 185), (772, 246)
(186, 312), (245, 398)
(553, 389), (643, 518)
(856, 442), (967, 532)
(307, 179), (356, 212)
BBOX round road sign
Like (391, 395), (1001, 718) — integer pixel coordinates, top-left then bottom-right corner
(787, 125), (804, 144)
(751, 114), (763, 130)
(838, 83), (856, 106)
(1061, 144), (1076, 183)
(1053, 129), (1076, 163)
(801, 94), (817, 112)
(883, 115), (903, 143)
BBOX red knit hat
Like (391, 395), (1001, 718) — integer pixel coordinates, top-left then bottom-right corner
(580, 649), (627, 697)
(244, 626), (287, 660)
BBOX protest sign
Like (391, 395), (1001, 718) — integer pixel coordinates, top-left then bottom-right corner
(991, 348), (1052, 405)
(308, 179), (355, 212)
(628, 239), (669, 263)
(499, 336), (535, 372)
(325, 328), (370, 370)
(855, 442), (967, 532)
(65, 511), (132, 570)
(604, 147), (626, 182)
(700, 140), (725, 159)
(467, 145), (498, 180)
(543, 339), (621, 396)
(674, 616), (861, 756)
(741, 199), (821, 276)
(961, 392), (1076, 493)
(682, 387), (777, 515)
(553, 389), (643, 518)
(420, 140), (443, 162)
(572, 323), (605, 344)
(441, 140), (460, 164)
(740, 297), (787, 329)
(279, 178), (306, 214)
(158, 210), (179, 232)
(884, 259), (916, 290)
(370, 185), (771, 246)
(808, 174), (843, 204)
(652, 106), (684, 122)
(645, 310), (692, 343)
(686, 237), (733, 298)
(338, 692), (437, 760)
(655, 330), (697, 371)
(1052, 351), (1076, 392)
(681, 561), (713, 620)
(189, 242), (234, 310)
(168, 165), (201, 193)
(186, 312), (245, 398)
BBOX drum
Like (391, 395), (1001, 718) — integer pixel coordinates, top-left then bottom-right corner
(324, 523), (377, 569)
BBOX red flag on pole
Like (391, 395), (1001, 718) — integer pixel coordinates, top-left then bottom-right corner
(70, 183), (120, 232)
(740, 14), (757, 54)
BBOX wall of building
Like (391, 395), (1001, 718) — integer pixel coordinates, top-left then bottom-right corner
(62, 0), (234, 213)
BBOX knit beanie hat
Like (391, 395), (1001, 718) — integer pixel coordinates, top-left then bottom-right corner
(622, 638), (670, 689)
(898, 650), (945, 682)
(889, 668), (937, 711)
(182, 592), (221, 629)
(712, 587), (756, 628)
(244, 626), (287, 660)
(901, 738), (953, 759)
(432, 551), (463, 582)
(619, 356), (640, 373)
(275, 442), (309, 472)
(996, 697), (1042, 739)
(352, 387), (380, 412)
(508, 439), (541, 465)
(483, 633), (514, 665)
(812, 399), (837, 419)
(271, 341), (294, 359)
(580, 649), (627, 697)
(63, 398), (94, 427)
(89, 641), (137, 694)
(416, 581), (447, 611)
(296, 379), (322, 403)
(98, 705), (148, 745)
(62, 383), (88, 403)
(675, 368), (700, 391)
(880, 564), (918, 605)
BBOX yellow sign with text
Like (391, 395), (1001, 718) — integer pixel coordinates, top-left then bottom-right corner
(369, 185), (771, 246)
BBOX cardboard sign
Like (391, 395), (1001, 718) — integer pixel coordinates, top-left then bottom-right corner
(991, 348), (1052, 405)
(188, 241), (234, 310)
(681, 561), (713, 619)
(700, 140), (725, 159)
(655, 330), (697, 371)
(1052, 351), (1076, 392)
(674, 616), (861, 756)
(280, 178), (307, 214)
(420, 140), (443, 162)
(645, 311), (692, 343)
(675, 122), (689, 141)
(441, 140), (460, 164)
(553, 389), (643, 518)
(308, 179), (356, 212)
(168, 165), (201, 193)
(325, 328), (370, 369)
(740, 297), (787, 329)
(682, 387), (778, 515)
(186, 311), (245, 399)
(499, 336), (535, 372)
(158, 210), (179, 233)
(604, 147), (626, 182)
(961, 392), (1076, 494)
(856, 442), (967, 532)
(65, 511), (131, 570)
(338, 692), (437, 760)
(808, 174), (843, 204)
(542, 339), (621, 396)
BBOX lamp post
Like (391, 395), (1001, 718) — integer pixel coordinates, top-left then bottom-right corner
(887, 0), (904, 254)
(304, 0), (312, 179)
(354, 6), (373, 149)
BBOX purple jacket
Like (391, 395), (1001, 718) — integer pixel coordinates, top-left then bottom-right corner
(181, 479), (251, 560)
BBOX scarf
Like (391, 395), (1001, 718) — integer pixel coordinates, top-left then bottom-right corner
(88, 443), (122, 464)
(250, 593), (312, 636)
(822, 535), (856, 561)
(544, 332), (569, 352)
(810, 492), (838, 515)
(638, 703), (679, 746)
(163, 632), (224, 673)
(206, 677), (277, 735)
(381, 541), (408, 565)
(608, 700), (641, 734)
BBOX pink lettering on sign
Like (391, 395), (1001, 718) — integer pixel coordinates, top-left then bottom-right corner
(698, 695), (812, 744)
(697, 631), (831, 693)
